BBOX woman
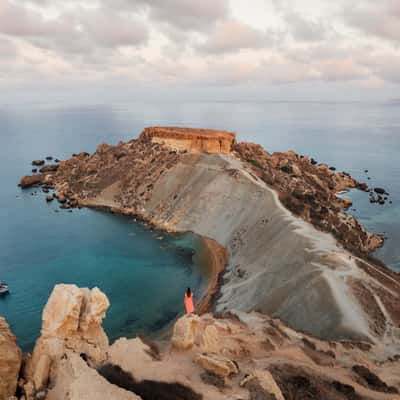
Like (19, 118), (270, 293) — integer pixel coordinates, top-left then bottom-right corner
(184, 287), (195, 314)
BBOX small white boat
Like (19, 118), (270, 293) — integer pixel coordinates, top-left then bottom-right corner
(0, 281), (9, 295)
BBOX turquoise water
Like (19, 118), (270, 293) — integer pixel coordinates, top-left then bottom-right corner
(1, 101), (399, 350)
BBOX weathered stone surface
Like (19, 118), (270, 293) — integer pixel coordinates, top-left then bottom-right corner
(171, 314), (201, 350)
(240, 370), (285, 400)
(19, 174), (45, 188)
(32, 354), (51, 390)
(233, 142), (382, 254)
(0, 317), (22, 400)
(194, 353), (239, 378)
(200, 324), (219, 353)
(140, 127), (236, 154)
(25, 284), (110, 393)
(46, 352), (141, 400)
(39, 164), (59, 173)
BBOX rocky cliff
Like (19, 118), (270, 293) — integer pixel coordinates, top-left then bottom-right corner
(5, 285), (400, 400)
(140, 127), (236, 154)
(17, 127), (400, 344)
(0, 317), (22, 400)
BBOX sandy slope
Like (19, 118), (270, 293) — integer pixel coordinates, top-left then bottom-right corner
(134, 153), (398, 347)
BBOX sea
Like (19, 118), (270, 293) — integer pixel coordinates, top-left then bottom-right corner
(0, 100), (399, 351)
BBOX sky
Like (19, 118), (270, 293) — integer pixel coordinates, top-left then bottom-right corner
(0, 0), (399, 103)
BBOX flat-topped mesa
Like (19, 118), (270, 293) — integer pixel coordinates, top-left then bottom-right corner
(140, 126), (236, 154)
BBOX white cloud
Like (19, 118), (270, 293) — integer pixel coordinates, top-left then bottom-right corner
(197, 19), (270, 54)
(0, 0), (399, 97)
(344, 0), (400, 42)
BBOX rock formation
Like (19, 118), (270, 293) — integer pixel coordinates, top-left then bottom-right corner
(18, 127), (400, 343)
(2, 283), (399, 400)
(22, 284), (110, 399)
(0, 317), (22, 400)
(15, 127), (400, 398)
(140, 127), (236, 154)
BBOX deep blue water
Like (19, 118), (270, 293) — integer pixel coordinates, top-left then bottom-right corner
(1, 101), (399, 350)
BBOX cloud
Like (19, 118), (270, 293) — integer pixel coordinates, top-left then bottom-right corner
(344, 0), (400, 42)
(0, 0), (400, 94)
(196, 19), (269, 54)
(284, 12), (328, 42)
(0, 0), (149, 54)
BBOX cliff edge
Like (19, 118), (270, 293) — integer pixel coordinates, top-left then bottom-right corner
(139, 127), (236, 154)
(5, 284), (400, 400)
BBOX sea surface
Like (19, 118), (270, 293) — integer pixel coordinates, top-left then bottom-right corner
(0, 100), (399, 350)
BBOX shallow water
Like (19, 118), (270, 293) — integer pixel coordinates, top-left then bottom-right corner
(0, 100), (399, 350)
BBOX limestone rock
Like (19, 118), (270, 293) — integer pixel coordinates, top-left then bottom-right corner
(0, 317), (22, 400)
(194, 353), (239, 378)
(46, 352), (141, 400)
(25, 284), (110, 392)
(240, 370), (285, 400)
(140, 127), (236, 154)
(32, 355), (51, 390)
(200, 325), (219, 353)
(19, 174), (45, 188)
(171, 314), (201, 350)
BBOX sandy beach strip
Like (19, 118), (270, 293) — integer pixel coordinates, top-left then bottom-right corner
(196, 237), (228, 315)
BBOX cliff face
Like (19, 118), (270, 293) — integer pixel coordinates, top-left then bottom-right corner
(22, 284), (110, 399)
(0, 317), (22, 400)
(139, 127), (236, 154)
(18, 285), (400, 400)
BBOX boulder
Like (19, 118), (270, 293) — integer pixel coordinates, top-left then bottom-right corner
(171, 314), (201, 350)
(32, 160), (45, 166)
(194, 353), (239, 378)
(374, 187), (387, 195)
(240, 370), (285, 400)
(46, 195), (54, 202)
(19, 174), (45, 188)
(0, 317), (22, 399)
(39, 164), (59, 173)
(25, 285), (110, 392)
(199, 325), (219, 353)
(45, 352), (140, 400)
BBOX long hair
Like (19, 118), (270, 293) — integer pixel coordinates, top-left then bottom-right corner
(186, 287), (192, 297)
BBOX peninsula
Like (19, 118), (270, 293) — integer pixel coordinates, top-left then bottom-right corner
(2, 127), (399, 400)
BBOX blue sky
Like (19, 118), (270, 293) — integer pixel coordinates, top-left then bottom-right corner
(0, 0), (399, 103)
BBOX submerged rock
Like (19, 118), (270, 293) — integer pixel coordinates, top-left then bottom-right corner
(32, 160), (45, 166)
(374, 187), (388, 195)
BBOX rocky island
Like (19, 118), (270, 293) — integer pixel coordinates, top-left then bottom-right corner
(3, 127), (399, 399)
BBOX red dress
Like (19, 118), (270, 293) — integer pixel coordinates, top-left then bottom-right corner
(184, 293), (194, 314)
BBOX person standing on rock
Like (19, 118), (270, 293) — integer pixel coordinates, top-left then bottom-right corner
(184, 287), (195, 314)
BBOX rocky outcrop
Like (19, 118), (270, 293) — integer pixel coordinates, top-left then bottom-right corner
(5, 284), (399, 400)
(111, 312), (400, 400)
(18, 127), (400, 343)
(0, 317), (22, 400)
(140, 127), (236, 154)
(233, 142), (382, 254)
(23, 284), (110, 398)
(19, 174), (46, 188)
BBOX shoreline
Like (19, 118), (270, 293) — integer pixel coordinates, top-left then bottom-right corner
(195, 237), (228, 315)
(79, 201), (229, 315)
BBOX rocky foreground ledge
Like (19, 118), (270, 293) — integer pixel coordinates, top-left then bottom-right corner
(1, 284), (400, 400)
